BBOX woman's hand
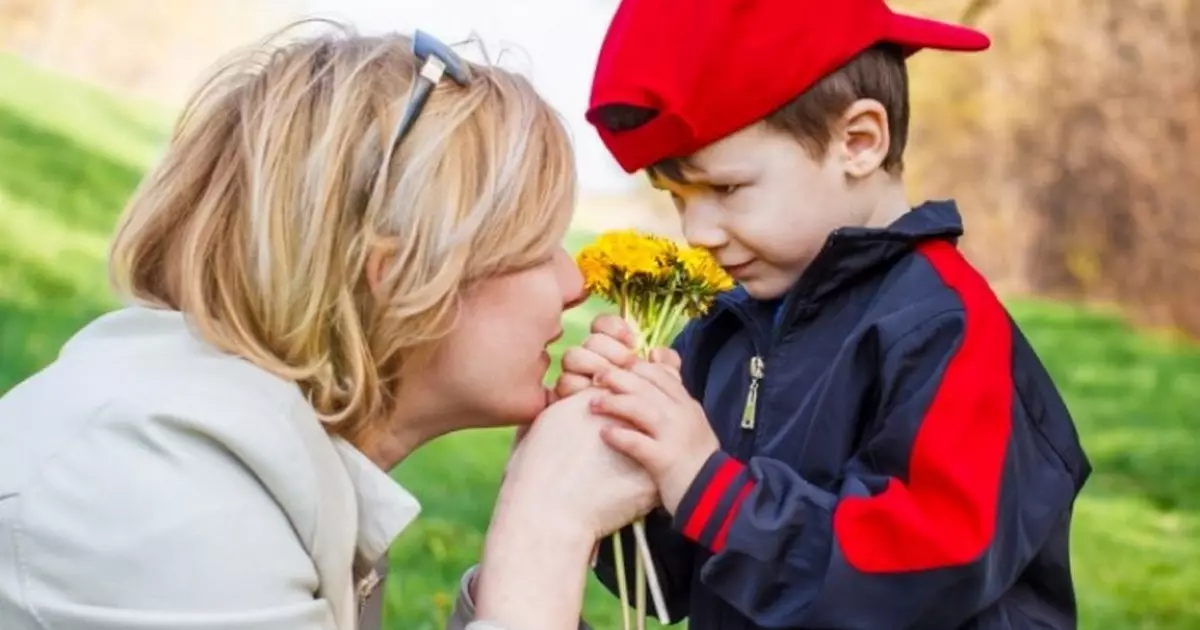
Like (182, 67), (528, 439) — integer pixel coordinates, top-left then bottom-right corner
(503, 389), (657, 540)
(472, 390), (656, 630)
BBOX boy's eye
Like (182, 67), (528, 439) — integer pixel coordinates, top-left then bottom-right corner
(712, 184), (741, 196)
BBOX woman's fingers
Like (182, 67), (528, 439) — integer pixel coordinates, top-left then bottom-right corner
(554, 373), (592, 399)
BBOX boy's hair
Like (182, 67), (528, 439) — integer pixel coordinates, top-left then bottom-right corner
(592, 44), (909, 181)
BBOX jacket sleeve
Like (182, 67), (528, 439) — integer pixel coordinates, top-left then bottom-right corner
(591, 324), (702, 625)
(669, 305), (1081, 629)
(446, 565), (593, 630)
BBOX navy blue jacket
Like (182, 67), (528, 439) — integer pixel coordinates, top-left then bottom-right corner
(594, 201), (1091, 630)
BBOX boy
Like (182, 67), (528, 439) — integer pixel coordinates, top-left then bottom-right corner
(558, 0), (1092, 628)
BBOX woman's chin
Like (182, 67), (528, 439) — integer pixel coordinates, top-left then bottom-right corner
(482, 387), (553, 427)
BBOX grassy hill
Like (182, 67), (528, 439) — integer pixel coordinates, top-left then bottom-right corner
(1, 53), (1198, 629)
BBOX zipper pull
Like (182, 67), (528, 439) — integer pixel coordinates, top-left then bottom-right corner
(741, 356), (765, 430)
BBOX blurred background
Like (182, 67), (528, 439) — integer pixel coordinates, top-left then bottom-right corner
(0, 0), (1197, 628)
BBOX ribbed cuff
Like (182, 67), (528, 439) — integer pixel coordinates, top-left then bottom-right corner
(671, 451), (755, 552)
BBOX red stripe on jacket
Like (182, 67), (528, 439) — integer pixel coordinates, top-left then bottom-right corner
(682, 457), (743, 541)
(833, 240), (1014, 573)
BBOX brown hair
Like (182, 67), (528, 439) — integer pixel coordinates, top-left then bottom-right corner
(108, 19), (576, 444)
(594, 44), (909, 180)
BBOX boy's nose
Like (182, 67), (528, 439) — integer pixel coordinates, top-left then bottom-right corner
(681, 213), (729, 251)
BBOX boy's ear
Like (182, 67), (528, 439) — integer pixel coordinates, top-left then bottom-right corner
(837, 98), (890, 179)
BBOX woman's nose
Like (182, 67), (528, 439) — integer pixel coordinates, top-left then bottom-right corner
(561, 252), (587, 310)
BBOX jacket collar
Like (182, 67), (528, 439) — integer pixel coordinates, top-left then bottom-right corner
(713, 200), (964, 322)
(331, 438), (422, 565)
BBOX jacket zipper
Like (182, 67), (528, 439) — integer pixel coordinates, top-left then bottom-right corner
(736, 238), (836, 433)
(741, 355), (765, 430)
(721, 297), (774, 456)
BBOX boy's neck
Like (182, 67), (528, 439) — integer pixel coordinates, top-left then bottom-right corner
(861, 176), (911, 229)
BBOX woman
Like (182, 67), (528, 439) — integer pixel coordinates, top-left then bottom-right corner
(0, 21), (654, 630)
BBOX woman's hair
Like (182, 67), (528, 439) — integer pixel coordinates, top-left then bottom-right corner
(108, 19), (577, 442)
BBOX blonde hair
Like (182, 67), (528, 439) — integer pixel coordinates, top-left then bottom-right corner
(108, 20), (577, 442)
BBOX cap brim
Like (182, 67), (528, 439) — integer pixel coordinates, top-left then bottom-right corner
(884, 12), (991, 53)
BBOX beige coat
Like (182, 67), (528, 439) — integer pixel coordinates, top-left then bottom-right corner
(0, 306), (490, 630)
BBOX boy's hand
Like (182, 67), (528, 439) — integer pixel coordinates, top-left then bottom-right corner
(554, 314), (642, 399)
(590, 360), (718, 515)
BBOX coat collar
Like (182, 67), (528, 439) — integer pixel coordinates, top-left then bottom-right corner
(713, 199), (965, 323)
(330, 438), (421, 565)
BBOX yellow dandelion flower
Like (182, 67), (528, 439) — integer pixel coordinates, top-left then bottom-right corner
(576, 247), (613, 297)
(594, 230), (667, 280)
(678, 247), (735, 293)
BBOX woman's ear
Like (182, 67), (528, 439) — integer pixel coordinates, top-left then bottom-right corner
(837, 98), (890, 179)
(364, 237), (399, 298)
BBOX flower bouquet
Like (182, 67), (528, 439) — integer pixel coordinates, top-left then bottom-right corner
(575, 229), (734, 629)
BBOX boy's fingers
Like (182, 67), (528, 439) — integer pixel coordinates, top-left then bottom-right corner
(592, 314), (637, 348)
(583, 334), (637, 368)
(559, 339), (635, 386)
(600, 424), (659, 471)
(593, 366), (663, 403)
(591, 393), (662, 437)
(649, 348), (682, 372)
(630, 361), (689, 402)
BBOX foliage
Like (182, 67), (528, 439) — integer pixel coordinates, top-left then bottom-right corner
(897, 0), (1200, 336)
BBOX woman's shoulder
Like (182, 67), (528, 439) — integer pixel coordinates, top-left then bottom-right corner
(0, 306), (347, 527)
(0, 307), (367, 617)
(0, 307), (428, 626)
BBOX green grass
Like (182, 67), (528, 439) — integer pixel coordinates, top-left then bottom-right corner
(1, 53), (1199, 629)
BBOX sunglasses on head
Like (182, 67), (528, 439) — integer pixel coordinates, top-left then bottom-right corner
(389, 29), (473, 152)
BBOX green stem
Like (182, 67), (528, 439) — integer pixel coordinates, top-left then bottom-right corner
(647, 294), (685, 349)
(668, 298), (689, 342)
(639, 293), (658, 354)
(635, 543), (646, 630)
(644, 295), (667, 351)
(612, 532), (631, 630)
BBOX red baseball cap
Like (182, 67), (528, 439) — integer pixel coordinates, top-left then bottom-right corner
(586, 0), (990, 173)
